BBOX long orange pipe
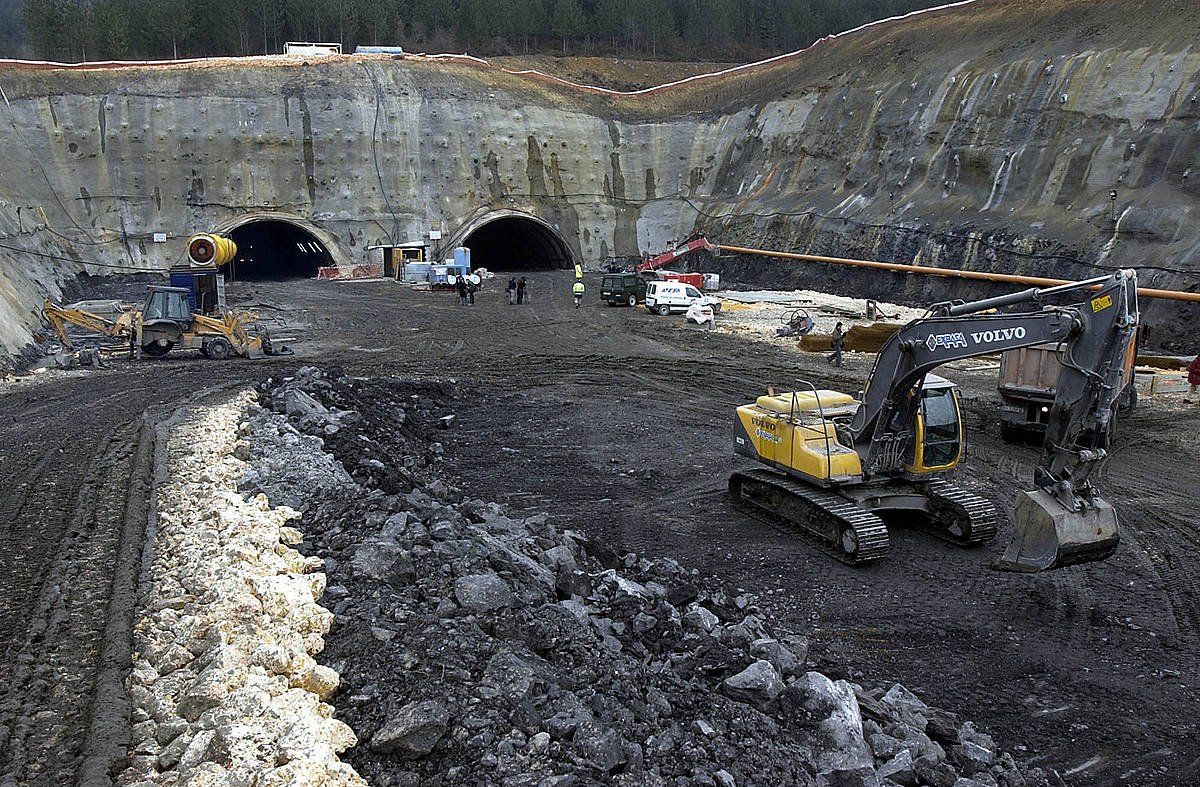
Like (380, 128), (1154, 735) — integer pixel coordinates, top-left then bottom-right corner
(716, 244), (1200, 304)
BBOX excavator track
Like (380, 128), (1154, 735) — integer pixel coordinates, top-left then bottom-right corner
(923, 480), (999, 547)
(729, 469), (890, 565)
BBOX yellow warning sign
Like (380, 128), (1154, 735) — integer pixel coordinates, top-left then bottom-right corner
(1091, 294), (1113, 313)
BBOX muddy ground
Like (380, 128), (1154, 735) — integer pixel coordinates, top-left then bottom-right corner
(0, 271), (1196, 785)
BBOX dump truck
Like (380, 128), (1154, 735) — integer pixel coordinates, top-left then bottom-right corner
(998, 339), (1137, 442)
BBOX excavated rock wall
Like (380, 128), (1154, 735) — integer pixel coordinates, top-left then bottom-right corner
(2, 0), (1200, 358)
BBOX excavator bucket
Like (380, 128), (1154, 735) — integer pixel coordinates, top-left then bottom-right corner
(998, 489), (1119, 572)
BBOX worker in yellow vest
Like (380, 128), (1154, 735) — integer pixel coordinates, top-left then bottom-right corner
(572, 279), (585, 309)
(574, 262), (583, 279)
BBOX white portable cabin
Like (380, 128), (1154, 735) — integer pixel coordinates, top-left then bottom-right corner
(285, 42), (342, 58)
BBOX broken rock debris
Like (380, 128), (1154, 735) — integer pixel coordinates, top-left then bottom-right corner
(120, 389), (364, 786)
(230, 366), (1060, 786)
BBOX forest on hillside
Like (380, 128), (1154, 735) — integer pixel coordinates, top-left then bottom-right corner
(5, 0), (948, 63)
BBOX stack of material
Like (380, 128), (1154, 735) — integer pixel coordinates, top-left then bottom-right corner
(799, 322), (903, 353)
(317, 264), (385, 280)
(1134, 369), (1189, 396)
(238, 367), (1059, 787)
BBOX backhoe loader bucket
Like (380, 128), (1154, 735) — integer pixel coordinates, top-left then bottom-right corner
(240, 337), (265, 359)
(997, 489), (1119, 572)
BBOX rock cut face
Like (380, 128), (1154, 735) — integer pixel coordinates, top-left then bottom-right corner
(1, 0), (1200, 357)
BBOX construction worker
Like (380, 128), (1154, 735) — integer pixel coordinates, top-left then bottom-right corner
(572, 279), (585, 309)
(828, 321), (845, 368)
(574, 261), (584, 280)
(506, 277), (517, 305)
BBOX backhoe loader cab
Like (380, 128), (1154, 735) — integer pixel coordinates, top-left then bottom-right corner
(142, 287), (192, 324)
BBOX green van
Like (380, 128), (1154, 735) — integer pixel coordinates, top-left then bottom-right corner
(601, 273), (648, 306)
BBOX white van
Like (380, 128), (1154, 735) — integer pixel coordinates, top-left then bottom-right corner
(645, 281), (722, 316)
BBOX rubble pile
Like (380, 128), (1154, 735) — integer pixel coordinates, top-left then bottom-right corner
(245, 368), (1059, 787)
(120, 391), (365, 787)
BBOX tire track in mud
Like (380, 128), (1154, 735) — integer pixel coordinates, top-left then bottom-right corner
(1092, 411), (1200, 677)
(0, 367), (256, 785)
(0, 418), (143, 784)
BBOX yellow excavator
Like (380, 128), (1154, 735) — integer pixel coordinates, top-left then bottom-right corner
(730, 269), (1139, 572)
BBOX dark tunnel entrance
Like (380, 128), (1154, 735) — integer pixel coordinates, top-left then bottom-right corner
(226, 219), (333, 280)
(462, 216), (573, 271)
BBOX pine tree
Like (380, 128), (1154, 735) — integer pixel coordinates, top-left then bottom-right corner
(86, 0), (132, 58)
(144, 0), (191, 58)
(551, 0), (584, 54)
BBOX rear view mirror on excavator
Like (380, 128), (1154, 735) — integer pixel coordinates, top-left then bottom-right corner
(729, 269), (1139, 573)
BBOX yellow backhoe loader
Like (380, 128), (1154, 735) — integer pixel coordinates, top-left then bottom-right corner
(44, 285), (271, 360)
(730, 270), (1139, 573)
(137, 285), (268, 359)
(43, 231), (282, 360)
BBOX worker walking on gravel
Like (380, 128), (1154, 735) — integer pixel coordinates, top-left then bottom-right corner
(1187, 353), (1200, 403)
(828, 321), (845, 368)
(572, 279), (585, 309)
(517, 277), (527, 304)
(506, 277), (517, 305)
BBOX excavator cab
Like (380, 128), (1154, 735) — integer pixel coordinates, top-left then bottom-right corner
(904, 377), (964, 474)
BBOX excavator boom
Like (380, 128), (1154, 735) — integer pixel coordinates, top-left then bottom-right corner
(846, 270), (1138, 571)
(636, 235), (718, 273)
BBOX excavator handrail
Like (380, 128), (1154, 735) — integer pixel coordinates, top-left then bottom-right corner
(788, 380), (835, 485)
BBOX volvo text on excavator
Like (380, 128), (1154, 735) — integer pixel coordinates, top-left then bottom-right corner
(729, 269), (1139, 572)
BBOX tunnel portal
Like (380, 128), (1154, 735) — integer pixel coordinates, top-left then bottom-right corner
(462, 216), (573, 271)
(226, 219), (332, 280)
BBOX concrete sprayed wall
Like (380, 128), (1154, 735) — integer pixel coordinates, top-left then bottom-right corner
(2, 0), (1200, 361)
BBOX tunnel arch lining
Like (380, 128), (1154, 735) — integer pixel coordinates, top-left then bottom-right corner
(212, 212), (349, 268)
(451, 210), (576, 271)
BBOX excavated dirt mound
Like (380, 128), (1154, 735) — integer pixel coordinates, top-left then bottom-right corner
(251, 367), (1052, 787)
